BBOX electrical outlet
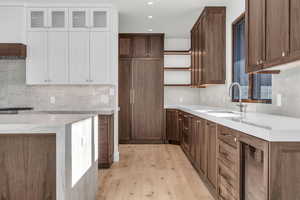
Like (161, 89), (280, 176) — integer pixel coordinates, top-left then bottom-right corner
(276, 94), (282, 107)
(50, 96), (56, 104)
(179, 97), (184, 103)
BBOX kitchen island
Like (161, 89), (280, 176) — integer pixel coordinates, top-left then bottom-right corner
(0, 112), (105, 200)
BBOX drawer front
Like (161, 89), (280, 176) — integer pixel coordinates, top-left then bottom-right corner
(218, 184), (236, 200)
(218, 160), (238, 200)
(218, 140), (237, 171)
(218, 126), (238, 148)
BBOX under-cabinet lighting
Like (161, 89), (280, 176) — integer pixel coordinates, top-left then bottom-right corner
(147, 1), (153, 5)
(148, 15), (153, 19)
(148, 29), (153, 32)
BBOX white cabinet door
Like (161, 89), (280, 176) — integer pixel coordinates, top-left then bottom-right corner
(48, 32), (69, 84)
(69, 32), (90, 83)
(69, 8), (90, 31)
(49, 8), (68, 31)
(27, 8), (48, 31)
(90, 31), (110, 84)
(26, 32), (48, 84)
(90, 8), (109, 31)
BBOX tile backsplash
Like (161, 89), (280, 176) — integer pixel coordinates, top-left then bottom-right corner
(0, 60), (115, 111)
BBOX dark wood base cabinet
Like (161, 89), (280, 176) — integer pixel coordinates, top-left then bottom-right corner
(0, 134), (56, 200)
(166, 109), (300, 200)
(98, 114), (114, 169)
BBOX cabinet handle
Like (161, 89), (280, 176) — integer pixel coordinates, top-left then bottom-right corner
(234, 137), (237, 142)
(282, 51), (286, 57)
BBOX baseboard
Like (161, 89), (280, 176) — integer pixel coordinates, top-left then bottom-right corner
(114, 151), (120, 162)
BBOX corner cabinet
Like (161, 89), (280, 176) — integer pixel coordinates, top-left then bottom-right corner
(26, 6), (116, 85)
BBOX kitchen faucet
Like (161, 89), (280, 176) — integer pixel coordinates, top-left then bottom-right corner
(229, 82), (247, 113)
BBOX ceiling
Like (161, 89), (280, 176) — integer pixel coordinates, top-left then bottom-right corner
(5, 0), (227, 38)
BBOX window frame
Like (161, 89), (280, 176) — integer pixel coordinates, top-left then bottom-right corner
(232, 13), (272, 104)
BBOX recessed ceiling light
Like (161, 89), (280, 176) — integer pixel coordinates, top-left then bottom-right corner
(147, 1), (153, 5)
(148, 15), (153, 19)
(148, 29), (153, 32)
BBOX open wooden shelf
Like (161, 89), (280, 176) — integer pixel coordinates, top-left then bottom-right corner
(164, 67), (191, 71)
(164, 50), (191, 55)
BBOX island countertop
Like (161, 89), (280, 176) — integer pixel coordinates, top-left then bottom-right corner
(0, 112), (98, 133)
(165, 105), (300, 142)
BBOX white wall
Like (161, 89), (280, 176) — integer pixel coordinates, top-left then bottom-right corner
(164, 38), (201, 105)
(197, 1), (300, 118)
(0, 6), (25, 43)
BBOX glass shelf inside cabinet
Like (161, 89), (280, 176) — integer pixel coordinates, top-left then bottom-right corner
(52, 11), (65, 28)
(31, 11), (44, 28)
(93, 11), (107, 28)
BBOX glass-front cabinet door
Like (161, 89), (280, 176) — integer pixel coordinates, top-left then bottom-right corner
(69, 8), (89, 31)
(28, 8), (48, 31)
(49, 8), (68, 31)
(90, 8), (109, 31)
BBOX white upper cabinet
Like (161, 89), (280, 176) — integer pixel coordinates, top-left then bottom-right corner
(26, 5), (116, 85)
(69, 32), (90, 83)
(26, 32), (48, 84)
(90, 31), (110, 83)
(48, 32), (69, 84)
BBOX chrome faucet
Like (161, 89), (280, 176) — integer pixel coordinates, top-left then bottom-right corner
(229, 82), (247, 113)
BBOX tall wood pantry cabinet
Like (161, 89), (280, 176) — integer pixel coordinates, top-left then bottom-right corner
(26, 6), (116, 85)
(246, 0), (300, 72)
(119, 34), (165, 144)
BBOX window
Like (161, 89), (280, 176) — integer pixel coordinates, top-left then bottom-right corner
(232, 15), (272, 103)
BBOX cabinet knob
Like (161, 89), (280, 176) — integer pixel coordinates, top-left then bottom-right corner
(282, 51), (286, 57)
(234, 137), (237, 142)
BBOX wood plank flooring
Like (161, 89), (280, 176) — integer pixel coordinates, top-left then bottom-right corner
(98, 144), (214, 200)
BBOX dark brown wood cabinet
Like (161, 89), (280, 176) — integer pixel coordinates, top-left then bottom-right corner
(0, 134), (56, 200)
(166, 109), (180, 143)
(0, 43), (27, 59)
(119, 37), (132, 58)
(168, 110), (300, 200)
(99, 114), (114, 169)
(265, 0), (289, 66)
(190, 7), (226, 87)
(289, 0), (300, 60)
(181, 113), (191, 154)
(246, 0), (266, 72)
(119, 34), (164, 144)
(206, 121), (217, 190)
(246, 0), (300, 72)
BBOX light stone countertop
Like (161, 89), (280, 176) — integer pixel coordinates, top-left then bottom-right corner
(165, 105), (300, 142)
(0, 112), (99, 134)
(0, 108), (115, 133)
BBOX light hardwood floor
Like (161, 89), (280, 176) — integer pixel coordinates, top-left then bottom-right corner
(98, 144), (214, 200)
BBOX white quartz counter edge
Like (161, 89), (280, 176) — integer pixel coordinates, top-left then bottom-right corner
(0, 113), (98, 134)
(166, 105), (300, 142)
